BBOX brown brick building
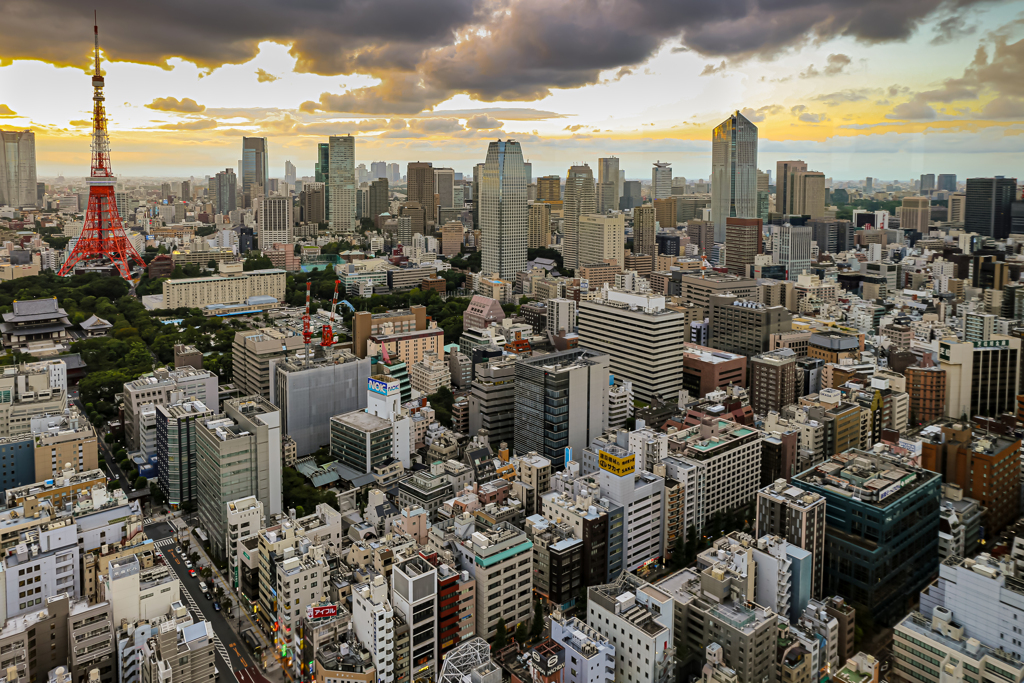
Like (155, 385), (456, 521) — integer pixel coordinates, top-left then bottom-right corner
(906, 354), (946, 424)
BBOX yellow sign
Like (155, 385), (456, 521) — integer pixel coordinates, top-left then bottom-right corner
(599, 449), (635, 476)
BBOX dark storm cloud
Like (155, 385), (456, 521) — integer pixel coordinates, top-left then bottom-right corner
(0, 0), (998, 115)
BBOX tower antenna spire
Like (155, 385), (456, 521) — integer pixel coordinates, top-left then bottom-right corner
(58, 13), (146, 282)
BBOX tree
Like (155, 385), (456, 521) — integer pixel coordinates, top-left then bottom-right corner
(530, 599), (545, 640)
(149, 483), (166, 505)
(514, 622), (528, 644)
(295, 505), (306, 518)
(134, 476), (148, 490)
(118, 458), (132, 471)
(493, 617), (508, 650)
(207, 259), (217, 269)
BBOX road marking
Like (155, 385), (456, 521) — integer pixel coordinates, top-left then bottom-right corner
(159, 547), (236, 674)
(154, 538), (175, 548)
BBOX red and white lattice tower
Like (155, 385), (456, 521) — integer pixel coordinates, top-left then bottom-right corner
(58, 15), (145, 281)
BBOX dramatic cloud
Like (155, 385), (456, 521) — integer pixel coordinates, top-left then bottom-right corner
(157, 118), (219, 130)
(887, 35), (1024, 120)
(797, 112), (829, 123)
(0, 105), (17, 117)
(0, 0), (996, 116)
(931, 14), (976, 45)
(464, 114), (503, 129)
(146, 97), (206, 113)
(977, 96), (1024, 119)
(255, 68), (279, 83)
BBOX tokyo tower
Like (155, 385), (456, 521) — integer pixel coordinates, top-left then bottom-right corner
(58, 15), (145, 281)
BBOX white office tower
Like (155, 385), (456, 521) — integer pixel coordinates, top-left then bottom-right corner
(0, 130), (37, 207)
(593, 441), (665, 571)
(329, 135), (356, 234)
(366, 374), (412, 468)
(711, 111), (759, 242)
(777, 224), (812, 281)
(392, 557), (439, 682)
(257, 195), (293, 249)
(352, 575), (395, 683)
(550, 616), (615, 683)
(651, 161), (672, 200)
(480, 139), (528, 280)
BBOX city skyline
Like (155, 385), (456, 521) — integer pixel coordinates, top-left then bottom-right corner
(0, 2), (1021, 178)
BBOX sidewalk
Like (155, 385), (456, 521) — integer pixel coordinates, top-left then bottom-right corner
(187, 527), (277, 671)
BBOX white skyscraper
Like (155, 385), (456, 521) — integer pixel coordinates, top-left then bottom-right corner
(0, 130), (37, 208)
(651, 161), (672, 200)
(328, 135), (356, 234)
(480, 139), (528, 280)
(711, 111), (759, 242)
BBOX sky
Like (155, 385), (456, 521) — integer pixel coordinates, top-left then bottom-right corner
(1, 0), (1023, 182)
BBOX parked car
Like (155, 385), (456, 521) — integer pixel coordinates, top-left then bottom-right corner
(188, 569), (197, 578)
(184, 561), (193, 570)
(176, 546), (183, 555)
(213, 602), (220, 612)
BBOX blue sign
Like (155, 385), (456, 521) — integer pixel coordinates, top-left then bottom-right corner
(368, 378), (390, 395)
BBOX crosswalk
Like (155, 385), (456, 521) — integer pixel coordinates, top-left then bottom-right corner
(158, 545), (234, 674)
(143, 517), (155, 525)
(154, 537), (176, 549)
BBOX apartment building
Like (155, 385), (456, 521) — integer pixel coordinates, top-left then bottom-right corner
(0, 363), (67, 440)
(469, 357), (517, 447)
(588, 574), (674, 683)
(31, 409), (97, 481)
(139, 606), (216, 683)
(749, 349), (797, 417)
(549, 616), (615, 683)
(391, 557), (439, 682)
(232, 328), (306, 398)
(709, 295), (793, 359)
(466, 522), (534, 641)
(756, 479), (827, 599)
(667, 417), (764, 528)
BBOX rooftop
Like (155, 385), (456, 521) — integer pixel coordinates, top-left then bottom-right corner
(795, 449), (939, 508)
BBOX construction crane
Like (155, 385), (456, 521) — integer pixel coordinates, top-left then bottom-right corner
(321, 280), (341, 348)
(302, 281), (312, 368)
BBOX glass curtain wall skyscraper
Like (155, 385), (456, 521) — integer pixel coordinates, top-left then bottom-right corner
(328, 135), (356, 234)
(241, 137), (268, 207)
(711, 111), (758, 242)
(480, 139), (528, 280)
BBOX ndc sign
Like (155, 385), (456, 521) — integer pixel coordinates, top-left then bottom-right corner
(368, 378), (392, 395)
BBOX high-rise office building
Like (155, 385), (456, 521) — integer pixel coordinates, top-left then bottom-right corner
(948, 192), (966, 223)
(864, 177), (874, 193)
(901, 196), (931, 234)
(777, 224), (812, 280)
(257, 196), (292, 249)
(776, 160), (807, 216)
(528, 202), (551, 248)
(196, 395), (284, 561)
(480, 139), (528, 280)
(578, 213), (624, 268)
(328, 135), (356, 233)
(598, 156), (621, 206)
(563, 164), (596, 271)
(749, 348), (797, 416)
(651, 161), (672, 200)
(709, 294), (793, 358)
(790, 171), (826, 218)
(370, 160), (386, 179)
(756, 169), (770, 219)
(514, 348), (609, 469)
(537, 175), (561, 203)
(210, 168), (237, 215)
(180, 179), (191, 201)
(434, 167), (455, 216)
(920, 173), (936, 193)
(712, 111), (758, 242)
(368, 177), (389, 222)
(284, 160), (296, 186)
(597, 181), (617, 213)
(407, 161), (436, 228)
(724, 217), (761, 277)
(634, 205), (656, 257)
(315, 142), (330, 218)
(653, 197), (676, 230)
(620, 180), (642, 210)
(937, 173), (957, 192)
(241, 137), (269, 205)
(0, 130), (37, 208)
(300, 181), (325, 225)
(156, 398), (213, 508)
(966, 176), (1017, 239)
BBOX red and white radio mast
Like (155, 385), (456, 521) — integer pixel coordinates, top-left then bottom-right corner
(58, 13), (146, 281)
